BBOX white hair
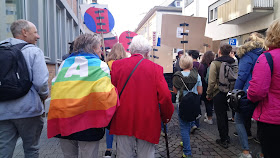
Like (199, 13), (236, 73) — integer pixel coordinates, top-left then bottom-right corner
(10, 19), (32, 37)
(129, 35), (152, 55)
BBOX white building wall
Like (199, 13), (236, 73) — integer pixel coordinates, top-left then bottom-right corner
(206, 14), (274, 41)
(137, 10), (182, 46)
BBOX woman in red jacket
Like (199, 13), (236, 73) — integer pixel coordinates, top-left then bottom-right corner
(110, 35), (174, 158)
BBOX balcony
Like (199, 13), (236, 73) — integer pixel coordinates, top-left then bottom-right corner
(217, 0), (274, 24)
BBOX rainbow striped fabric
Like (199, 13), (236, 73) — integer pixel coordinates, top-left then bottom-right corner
(47, 53), (119, 139)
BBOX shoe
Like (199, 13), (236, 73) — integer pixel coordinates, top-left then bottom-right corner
(190, 125), (197, 134)
(238, 153), (252, 158)
(161, 131), (165, 137)
(104, 150), (112, 158)
(228, 117), (235, 123)
(233, 132), (238, 137)
(253, 137), (260, 144)
(216, 139), (228, 149)
(247, 135), (253, 140)
(256, 152), (264, 158)
(226, 137), (231, 144)
(204, 118), (213, 124)
(204, 113), (207, 119)
(180, 141), (183, 147)
(182, 153), (192, 158)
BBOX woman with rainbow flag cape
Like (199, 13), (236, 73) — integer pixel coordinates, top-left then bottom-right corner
(47, 34), (119, 158)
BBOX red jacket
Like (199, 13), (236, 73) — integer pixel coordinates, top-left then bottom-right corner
(110, 54), (174, 144)
(248, 48), (280, 125)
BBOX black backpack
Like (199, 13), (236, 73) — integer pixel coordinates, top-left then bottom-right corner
(0, 42), (32, 101)
(179, 77), (201, 122)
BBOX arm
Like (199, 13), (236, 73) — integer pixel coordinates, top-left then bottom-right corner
(157, 66), (174, 123)
(247, 54), (271, 102)
(234, 56), (253, 90)
(32, 49), (49, 100)
(197, 86), (203, 95)
(206, 62), (218, 99)
(173, 86), (178, 94)
(110, 61), (117, 87)
(197, 74), (203, 95)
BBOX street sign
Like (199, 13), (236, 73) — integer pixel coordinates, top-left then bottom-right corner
(229, 38), (237, 46)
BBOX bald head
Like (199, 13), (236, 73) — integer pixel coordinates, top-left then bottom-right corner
(10, 19), (40, 44)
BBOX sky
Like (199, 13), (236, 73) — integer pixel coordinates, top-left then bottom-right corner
(97, 0), (172, 36)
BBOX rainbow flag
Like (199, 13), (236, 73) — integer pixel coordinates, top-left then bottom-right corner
(47, 53), (119, 139)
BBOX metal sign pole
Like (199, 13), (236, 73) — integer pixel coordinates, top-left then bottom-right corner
(98, 9), (107, 62)
(180, 22), (189, 55)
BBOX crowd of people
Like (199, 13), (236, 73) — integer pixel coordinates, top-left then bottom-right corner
(0, 18), (279, 158)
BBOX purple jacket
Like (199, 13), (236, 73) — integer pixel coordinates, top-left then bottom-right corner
(248, 48), (280, 125)
(193, 61), (205, 80)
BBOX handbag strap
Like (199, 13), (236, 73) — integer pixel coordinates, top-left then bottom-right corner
(180, 77), (189, 91)
(264, 52), (273, 76)
(119, 58), (144, 98)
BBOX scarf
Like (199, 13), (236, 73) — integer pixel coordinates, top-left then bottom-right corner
(47, 52), (119, 138)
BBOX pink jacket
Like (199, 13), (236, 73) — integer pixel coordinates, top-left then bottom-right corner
(248, 48), (280, 125)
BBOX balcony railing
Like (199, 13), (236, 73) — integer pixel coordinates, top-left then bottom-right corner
(254, 0), (273, 8)
(217, 0), (274, 24)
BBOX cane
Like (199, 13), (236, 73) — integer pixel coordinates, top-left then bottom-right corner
(163, 123), (170, 158)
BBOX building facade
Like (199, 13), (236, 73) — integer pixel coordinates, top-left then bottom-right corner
(183, 0), (277, 49)
(135, 4), (182, 46)
(0, 0), (84, 110)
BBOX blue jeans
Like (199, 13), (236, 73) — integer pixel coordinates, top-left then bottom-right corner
(179, 116), (194, 156)
(177, 104), (194, 156)
(106, 129), (114, 149)
(0, 116), (44, 158)
(235, 112), (249, 150)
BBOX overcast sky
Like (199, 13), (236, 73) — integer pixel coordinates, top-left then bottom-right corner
(98, 0), (172, 36)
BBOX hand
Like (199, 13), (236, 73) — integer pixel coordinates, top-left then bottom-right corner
(41, 95), (48, 102)
(206, 95), (212, 101)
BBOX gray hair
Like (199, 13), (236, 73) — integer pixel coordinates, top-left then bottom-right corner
(73, 33), (101, 53)
(10, 19), (31, 37)
(129, 35), (152, 55)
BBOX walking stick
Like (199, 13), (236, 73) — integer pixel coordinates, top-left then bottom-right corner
(163, 123), (170, 158)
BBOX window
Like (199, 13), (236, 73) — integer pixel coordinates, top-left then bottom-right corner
(43, 0), (50, 57)
(56, 5), (62, 60)
(209, 7), (218, 22)
(175, 1), (181, 7)
(0, 0), (24, 41)
(208, 0), (229, 23)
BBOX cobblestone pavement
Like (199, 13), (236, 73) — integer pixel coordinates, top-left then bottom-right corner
(13, 104), (261, 158)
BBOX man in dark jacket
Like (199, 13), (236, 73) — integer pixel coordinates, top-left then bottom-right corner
(174, 50), (184, 72)
(206, 43), (236, 149)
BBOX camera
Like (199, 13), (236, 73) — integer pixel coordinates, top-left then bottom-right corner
(226, 89), (246, 112)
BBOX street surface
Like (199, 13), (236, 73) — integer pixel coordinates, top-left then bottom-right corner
(13, 103), (261, 158)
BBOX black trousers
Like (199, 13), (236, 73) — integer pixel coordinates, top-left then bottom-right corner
(213, 92), (229, 142)
(258, 121), (280, 158)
